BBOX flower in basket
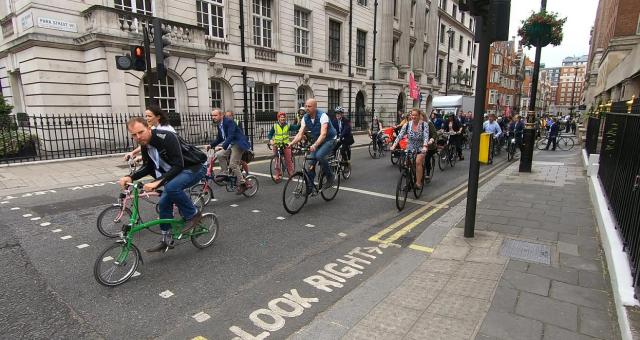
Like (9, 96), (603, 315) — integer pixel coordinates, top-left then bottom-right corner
(518, 10), (567, 48)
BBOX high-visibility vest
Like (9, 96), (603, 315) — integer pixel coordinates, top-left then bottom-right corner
(273, 123), (290, 145)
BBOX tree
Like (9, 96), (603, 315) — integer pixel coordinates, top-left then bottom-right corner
(0, 95), (15, 131)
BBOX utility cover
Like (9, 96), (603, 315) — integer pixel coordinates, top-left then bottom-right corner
(500, 239), (551, 265)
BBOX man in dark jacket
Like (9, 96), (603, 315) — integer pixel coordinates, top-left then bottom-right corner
(208, 109), (251, 191)
(443, 114), (464, 160)
(545, 117), (560, 151)
(118, 117), (206, 253)
(332, 107), (354, 164)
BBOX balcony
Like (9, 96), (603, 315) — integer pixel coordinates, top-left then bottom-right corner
(356, 67), (367, 77)
(329, 62), (343, 72)
(255, 48), (277, 62)
(205, 36), (229, 54)
(295, 56), (312, 67)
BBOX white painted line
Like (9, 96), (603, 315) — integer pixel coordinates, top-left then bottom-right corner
(30, 217), (41, 221)
(10, 207), (20, 210)
(132, 271), (141, 277)
(305, 224), (315, 228)
(230, 204), (239, 207)
(251, 209), (260, 213)
(51, 229), (62, 233)
(276, 216), (286, 220)
(212, 199), (218, 202)
(40, 222), (51, 227)
(76, 244), (90, 249)
(60, 235), (72, 240)
(102, 256), (114, 262)
(192, 312), (211, 323)
(22, 214), (33, 217)
(159, 290), (174, 298)
(338, 232), (347, 237)
(0, 201), (9, 204)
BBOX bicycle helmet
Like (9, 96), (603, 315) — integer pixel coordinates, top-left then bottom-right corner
(277, 111), (286, 118)
(335, 106), (345, 113)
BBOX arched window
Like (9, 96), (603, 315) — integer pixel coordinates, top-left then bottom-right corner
(297, 86), (313, 108)
(143, 75), (177, 114)
(211, 79), (224, 109)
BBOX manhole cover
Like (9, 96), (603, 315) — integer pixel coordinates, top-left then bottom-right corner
(500, 239), (551, 265)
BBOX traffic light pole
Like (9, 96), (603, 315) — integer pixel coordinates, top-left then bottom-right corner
(464, 16), (491, 238)
(239, 0), (251, 150)
(143, 24), (157, 105)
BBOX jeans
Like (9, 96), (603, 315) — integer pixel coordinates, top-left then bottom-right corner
(158, 165), (206, 231)
(306, 139), (336, 189)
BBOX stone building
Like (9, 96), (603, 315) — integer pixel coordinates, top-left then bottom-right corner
(556, 57), (587, 114)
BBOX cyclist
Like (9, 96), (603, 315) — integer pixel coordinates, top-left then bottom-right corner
(225, 111), (244, 133)
(483, 113), (502, 155)
(420, 111), (438, 182)
(207, 109), (251, 193)
(289, 98), (337, 192)
(117, 117), (206, 253)
(545, 117), (559, 151)
(123, 105), (175, 162)
(332, 107), (354, 165)
(369, 116), (385, 147)
(508, 114), (525, 150)
(390, 108), (429, 189)
(443, 113), (464, 161)
(267, 112), (294, 182)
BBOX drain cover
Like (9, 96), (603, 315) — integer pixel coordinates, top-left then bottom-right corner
(500, 239), (551, 265)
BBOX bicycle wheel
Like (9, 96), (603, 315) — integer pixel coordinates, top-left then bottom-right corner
(189, 182), (212, 211)
(191, 213), (220, 249)
(242, 175), (259, 197)
(395, 171), (409, 211)
(282, 172), (308, 214)
(94, 243), (141, 287)
(558, 137), (575, 151)
(269, 157), (279, 183)
(368, 141), (378, 159)
(97, 205), (132, 238)
(341, 163), (351, 180)
(413, 168), (424, 199)
(320, 170), (340, 201)
(438, 151), (445, 171)
(449, 148), (457, 167)
(536, 138), (548, 150)
(429, 154), (436, 180)
(391, 151), (400, 165)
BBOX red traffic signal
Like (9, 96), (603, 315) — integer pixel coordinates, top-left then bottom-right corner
(133, 46), (144, 59)
(130, 45), (146, 72)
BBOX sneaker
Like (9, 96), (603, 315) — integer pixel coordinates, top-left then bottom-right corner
(146, 241), (174, 253)
(322, 176), (335, 190)
(181, 211), (203, 234)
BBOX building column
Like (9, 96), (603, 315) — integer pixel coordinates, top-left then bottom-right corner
(398, 0), (411, 75)
(378, 0), (395, 80)
(414, 0), (426, 77)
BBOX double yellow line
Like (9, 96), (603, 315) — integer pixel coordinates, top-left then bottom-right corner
(369, 161), (510, 247)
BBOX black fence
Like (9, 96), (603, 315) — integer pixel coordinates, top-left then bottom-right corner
(584, 116), (601, 155)
(597, 112), (640, 296)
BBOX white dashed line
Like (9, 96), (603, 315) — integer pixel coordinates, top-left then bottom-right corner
(251, 210), (260, 213)
(305, 224), (315, 228)
(159, 290), (174, 298)
(338, 232), (347, 237)
(40, 222), (51, 227)
(0, 201), (9, 204)
(10, 207), (20, 210)
(31, 217), (41, 221)
(22, 214), (33, 217)
(230, 204), (238, 207)
(60, 235), (72, 240)
(276, 216), (286, 220)
(102, 256), (114, 262)
(132, 271), (141, 277)
(51, 229), (62, 233)
(76, 244), (89, 249)
(192, 312), (211, 323)
(212, 199), (218, 202)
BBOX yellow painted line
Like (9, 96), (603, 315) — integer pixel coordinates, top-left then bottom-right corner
(191, 336), (208, 340)
(408, 244), (434, 253)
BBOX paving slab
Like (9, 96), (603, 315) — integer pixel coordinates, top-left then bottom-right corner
(515, 291), (578, 331)
(579, 307), (614, 339)
(550, 281), (610, 310)
(478, 311), (543, 340)
(500, 270), (550, 296)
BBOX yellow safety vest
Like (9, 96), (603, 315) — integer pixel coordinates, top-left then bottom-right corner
(274, 123), (290, 145)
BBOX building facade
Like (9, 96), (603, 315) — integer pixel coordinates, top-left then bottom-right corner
(0, 0), (440, 129)
(556, 61), (586, 114)
(435, 0), (477, 97)
(484, 40), (518, 116)
(584, 0), (640, 107)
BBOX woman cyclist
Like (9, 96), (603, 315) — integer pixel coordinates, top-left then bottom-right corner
(390, 108), (429, 189)
(369, 116), (385, 147)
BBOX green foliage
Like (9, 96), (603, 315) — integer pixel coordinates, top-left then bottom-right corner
(0, 95), (14, 131)
(518, 11), (567, 48)
(0, 130), (37, 157)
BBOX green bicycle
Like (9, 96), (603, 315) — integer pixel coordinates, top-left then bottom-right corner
(94, 182), (219, 287)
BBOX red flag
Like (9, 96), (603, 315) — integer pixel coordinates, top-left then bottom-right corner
(409, 73), (419, 100)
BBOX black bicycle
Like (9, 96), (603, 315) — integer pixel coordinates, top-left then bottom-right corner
(437, 132), (457, 170)
(268, 143), (296, 183)
(334, 143), (352, 180)
(368, 133), (386, 159)
(395, 150), (424, 211)
(506, 133), (519, 162)
(282, 146), (341, 214)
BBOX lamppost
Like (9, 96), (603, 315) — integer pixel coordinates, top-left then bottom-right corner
(570, 65), (579, 115)
(445, 28), (454, 96)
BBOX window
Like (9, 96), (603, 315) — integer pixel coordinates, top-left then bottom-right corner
(447, 62), (452, 83)
(471, 70), (475, 86)
(491, 71), (500, 83)
(449, 30), (455, 47)
(392, 39), (398, 63)
(438, 59), (444, 82)
(472, 44), (476, 59)
(297, 86), (311, 108)
(489, 90), (497, 104)
(144, 75), (177, 114)
(410, 1), (416, 26)
(452, 4), (457, 19)
(210, 79), (224, 109)
(458, 36), (463, 52)
(328, 89), (341, 114)
(456, 65), (462, 83)
(469, 18), (474, 31)
(356, 30), (366, 67)
(294, 9), (310, 55)
(465, 68), (469, 84)
(441, 0), (447, 11)
(492, 53), (501, 65)
(115, 0), (152, 15)
(461, 12), (465, 25)
(253, 0), (272, 48)
(357, 0), (368, 6)
(440, 24), (446, 44)
(255, 84), (275, 113)
(467, 40), (471, 56)
(197, 0), (225, 39)
(329, 20), (341, 62)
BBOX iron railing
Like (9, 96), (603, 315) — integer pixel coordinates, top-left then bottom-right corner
(597, 112), (640, 297)
(584, 116), (601, 155)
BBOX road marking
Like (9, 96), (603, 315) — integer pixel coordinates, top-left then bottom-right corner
(159, 290), (174, 298)
(212, 199), (218, 202)
(51, 229), (62, 233)
(338, 233), (347, 237)
(0, 201), (8, 204)
(305, 224), (315, 228)
(277, 216), (286, 220)
(408, 244), (435, 253)
(10, 207), (20, 210)
(76, 244), (89, 249)
(22, 214), (33, 217)
(31, 217), (41, 221)
(60, 235), (72, 240)
(192, 312), (211, 323)
(40, 222), (51, 227)
(102, 256), (114, 262)
(230, 204), (239, 207)
(192, 336), (208, 340)
(252, 209), (261, 213)
(132, 271), (141, 277)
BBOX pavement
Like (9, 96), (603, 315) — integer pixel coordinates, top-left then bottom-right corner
(292, 148), (622, 340)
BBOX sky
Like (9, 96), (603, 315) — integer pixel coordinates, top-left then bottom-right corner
(508, 0), (599, 67)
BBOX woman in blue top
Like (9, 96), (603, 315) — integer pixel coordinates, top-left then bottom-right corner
(390, 108), (429, 189)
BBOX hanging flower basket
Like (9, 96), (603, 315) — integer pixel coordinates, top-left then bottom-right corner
(518, 10), (566, 48)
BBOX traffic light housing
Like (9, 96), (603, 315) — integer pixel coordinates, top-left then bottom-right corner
(460, 0), (510, 43)
(153, 18), (171, 80)
(131, 46), (146, 71)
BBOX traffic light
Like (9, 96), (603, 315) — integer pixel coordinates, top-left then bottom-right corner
(459, 0), (490, 17)
(153, 18), (171, 80)
(131, 46), (146, 71)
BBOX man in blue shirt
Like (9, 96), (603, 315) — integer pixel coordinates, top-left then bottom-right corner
(483, 113), (503, 138)
(208, 109), (251, 193)
(545, 117), (560, 151)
